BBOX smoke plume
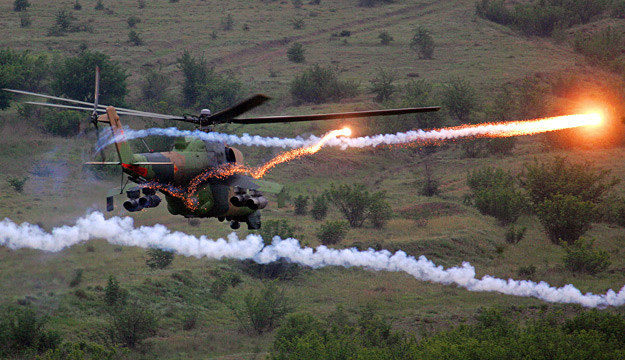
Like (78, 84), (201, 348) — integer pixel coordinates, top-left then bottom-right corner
(1, 212), (623, 308)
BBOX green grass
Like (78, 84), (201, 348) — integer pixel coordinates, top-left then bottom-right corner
(1, 0), (625, 358)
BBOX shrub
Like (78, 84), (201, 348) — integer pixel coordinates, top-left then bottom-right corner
(260, 219), (294, 245)
(95, 0), (104, 10)
(73, 0), (81, 10)
(38, 341), (119, 360)
(369, 196), (392, 228)
(291, 18), (305, 29)
(562, 237), (610, 274)
(467, 167), (526, 225)
(311, 195), (328, 220)
(0, 306), (60, 357)
(486, 137), (516, 156)
(442, 77), (478, 123)
(108, 301), (158, 348)
(13, 0), (30, 11)
(20, 11), (31, 27)
(410, 25), (434, 59)
(182, 311), (198, 330)
(239, 259), (301, 280)
(522, 157), (618, 207)
(231, 281), (291, 335)
(69, 269), (83, 287)
(325, 183), (390, 228)
(504, 225), (526, 244)
(146, 248), (174, 269)
(287, 42), (305, 63)
(293, 194), (309, 215)
(536, 194), (596, 245)
(317, 220), (349, 245)
(177, 50), (242, 110)
(599, 196), (625, 227)
(138, 0), (145, 8)
(103, 275), (128, 308)
(141, 69), (170, 103)
(517, 264), (536, 278)
(290, 64), (358, 104)
(573, 27), (623, 65)
(378, 31), (393, 45)
(475, 0), (513, 25)
(42, 110), (81, 137)
(222, 13), (234, 30)
(612, 0), (625, 18)
(51, 51), (128, 105)
(128, 30), (143, 45)
(369, 68), (396, 102)
(127, 16), (141, 28)
(7, 176), (28, 193)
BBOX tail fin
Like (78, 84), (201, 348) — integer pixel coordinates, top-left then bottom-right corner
(98, 106), (134, 164)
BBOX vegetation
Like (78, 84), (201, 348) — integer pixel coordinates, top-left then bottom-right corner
(177, 50), (241, 111)
(467, 167), (526, 225)
(103, 275), (128, 308)
(290, 64), (358, 104)
(128, 30), (143, 46)
(0, 306), (60, 358)
(260, 219), (295, 244)
(107, 301), (158, 348)
(42, 110), (82, 137)
(378, 31), (393, 45)
(231, 281), (291, 335)
(7, 176), (29, 193)
(504, 225), (526, 244)
(562, 237), (611, 274)
(287, 42), (305, 63)
(442, 77), (478, 123)
(311, 195), (328, 220)
(316, 220), (349, 245)
(410, 25), (435, 59)
(13, 0), (30, 11)
(325, 183), (390, 228)
(127, 16), (141, 28)
(293, 194), (308, 215)
(0, 48), (49, 109)
(369, 68), (396, 102)
(146, 248), (175, 269)
(141, 69), (170, 103)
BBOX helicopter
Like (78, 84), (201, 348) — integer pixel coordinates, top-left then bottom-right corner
(4, 68), (440, 230)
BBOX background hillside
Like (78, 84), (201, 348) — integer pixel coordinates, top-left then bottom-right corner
(1, 0), (625, 359)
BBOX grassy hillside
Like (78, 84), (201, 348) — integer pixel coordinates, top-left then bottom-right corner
(1, 0), (625, 358)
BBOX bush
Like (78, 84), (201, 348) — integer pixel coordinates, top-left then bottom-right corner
(612, 0), (625, 18)
(442, 77), (478, 123)
(141, 69), (170, 103)
(287, 42), (305, 63)
(13, 0), (30, 11)
(108, 301), (157, 348)
(317, 220), (349, 245)
(0, 306), (60, 357)
(73, 0), (81, 10)
(536, 194), (596, 245)
(95, 0), (104, 10)
(311, 195), (328, 220)
(146, 248), (174, 269)
(128, 30), (143, 45)
(222, 13), (234, 30)
(504, 225), (526, 244)
(127, 15), (141, 28)
(259, 219), (294, 245)
(486, 137), (516, 156)
(369, 68), (396, 102)
(378, 31), (393, 45)
(291, 18), (305, 29)
(573, 27), (623, 65)
(7, 176), (28, 193)
(293, 195), (309, 215)
(69, 269), (83, 287)
(410, 25), (434, 59)
(517, 264), (536, 278)
(522, 157), (618, 207)
(20, 11), (31, 27)
(369, 196), (392, 228)
(38, 341), (119, 360)
(51, 51), (128, 105)
(599, 196), (625, 227)
(290, 64), (358, 104)
(325, 183), (390, 228)
(177, 50), (242, 110)
(103, 275), (128, 308)
(562, 237), (610, 274)
(231, 281), (291, 335)
(42, 110), (81, 137)
(475, 0), (514, 25)
(467, 167), (526, 225)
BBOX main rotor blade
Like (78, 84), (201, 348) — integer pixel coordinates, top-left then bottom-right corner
(231, 106), (441, 124)
(5, 89), (99, 108)
(93, 66), (100, 113)
(25, 101), (105, 112)
(206, 94), (271, 124)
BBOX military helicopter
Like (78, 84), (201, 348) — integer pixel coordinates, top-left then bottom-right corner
(4, 69), (440, 229)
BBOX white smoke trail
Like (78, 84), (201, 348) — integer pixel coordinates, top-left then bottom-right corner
(1, 212), (623, 308)
(99, 114), (599, 152)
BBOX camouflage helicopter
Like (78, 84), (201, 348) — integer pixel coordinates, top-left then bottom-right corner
(4, 69), (440, 229)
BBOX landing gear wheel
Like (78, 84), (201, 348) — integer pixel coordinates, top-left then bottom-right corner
(230, 220), (240, 230)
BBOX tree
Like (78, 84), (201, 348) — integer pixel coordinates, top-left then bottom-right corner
(51, 51), (128, 106)
(562, 237), (611, 274)
(410, 25), (434, 59)
(107, 301), (157, 348)
(0, 49), (49, 109)
(141, 68), (170, 103)
(103, 275), (128, 308)
(378, 31), (393, 45)
(293, 195), (309, 215)
(128, 30), (143, 46)
(536, 194), (596, 245)
(317, 220), (349, 245)
(369, 68), (396, 102)
(325, 183), (390, 228)
(311, 195), (328, 220)
(0, 306), (60, 357)
(290, 64), (358, 104)
(42, 110), (82, 137)
(467, 167), (526, 225)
